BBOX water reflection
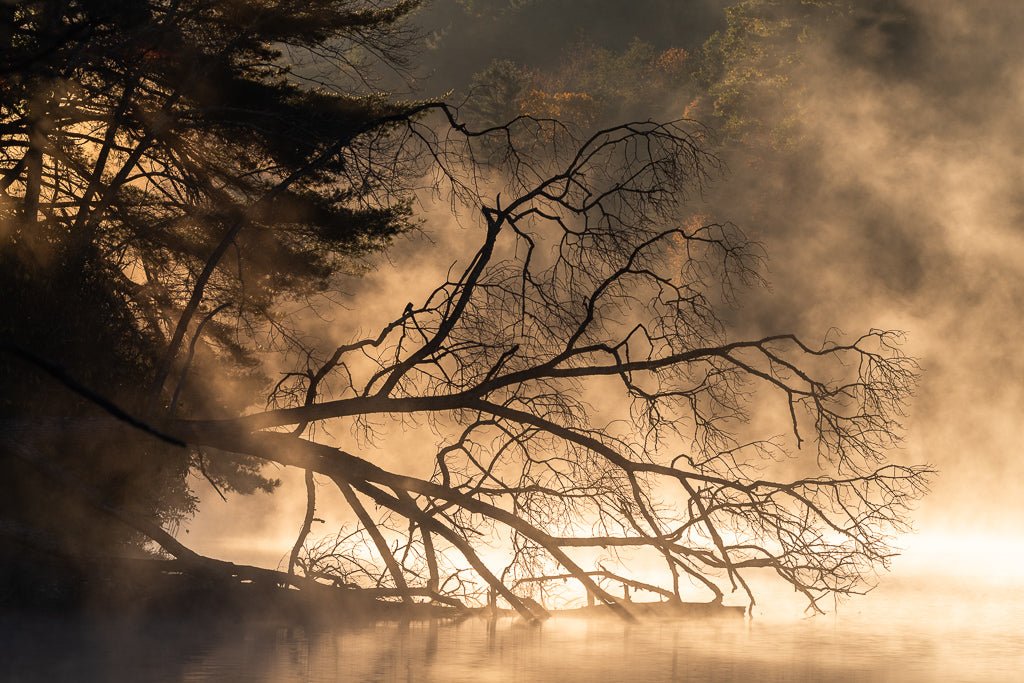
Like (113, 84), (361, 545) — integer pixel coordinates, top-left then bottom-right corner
(2, 578), (1021, 682)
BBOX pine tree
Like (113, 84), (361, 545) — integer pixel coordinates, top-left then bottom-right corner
(0, 0), (425, 557)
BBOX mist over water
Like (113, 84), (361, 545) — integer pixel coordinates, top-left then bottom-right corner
(711, 0), (1024, 544)
(5, 574), (1022, 682)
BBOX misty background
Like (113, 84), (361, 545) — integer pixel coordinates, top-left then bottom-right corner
(183, 0), (1024, 585)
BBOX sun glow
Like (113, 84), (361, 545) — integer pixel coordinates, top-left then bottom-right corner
(893, 531), (1024, 583)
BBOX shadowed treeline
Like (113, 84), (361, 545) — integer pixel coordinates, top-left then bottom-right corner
(419, 0), (727, 88)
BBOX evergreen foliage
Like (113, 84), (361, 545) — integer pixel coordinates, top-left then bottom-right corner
(0, 0), (424, 555)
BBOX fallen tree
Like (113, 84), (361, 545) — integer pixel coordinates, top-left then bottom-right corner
(5, 111), (931, 621)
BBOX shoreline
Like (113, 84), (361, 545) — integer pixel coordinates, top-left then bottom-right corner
(2, 554), (745, 625)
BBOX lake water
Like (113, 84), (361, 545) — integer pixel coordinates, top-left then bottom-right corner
(2, 576), (1022, 682)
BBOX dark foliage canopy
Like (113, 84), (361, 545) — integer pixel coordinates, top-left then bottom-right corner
(0, 0), (425, 552)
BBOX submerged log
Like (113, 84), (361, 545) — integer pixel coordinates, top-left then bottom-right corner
(558, 600), (746, 619)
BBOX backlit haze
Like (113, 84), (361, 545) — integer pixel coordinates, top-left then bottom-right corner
(181, 0), (1024, 615)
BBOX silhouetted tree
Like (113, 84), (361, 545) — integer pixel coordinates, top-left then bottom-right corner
(0, 0), (426, 557)
(64, 113), (928, 619)
(1, 1), (929, 619)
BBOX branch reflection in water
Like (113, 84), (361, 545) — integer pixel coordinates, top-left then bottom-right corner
(2, 573), (1020, 682)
